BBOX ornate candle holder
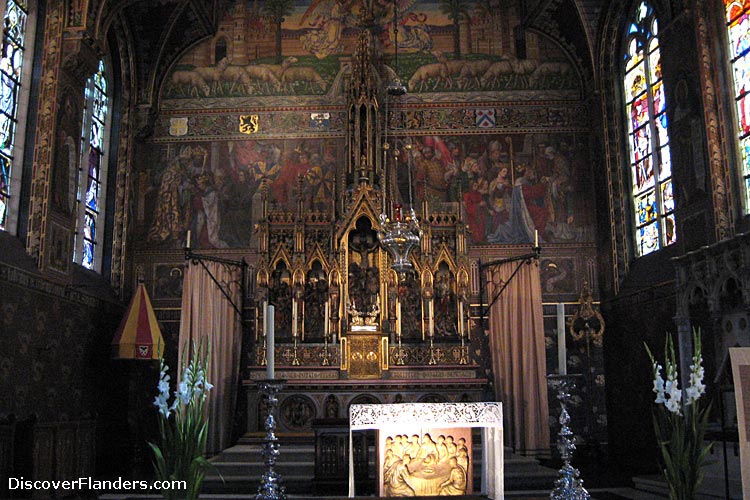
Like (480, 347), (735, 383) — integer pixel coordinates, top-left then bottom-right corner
(548, 374), (590, 500)
(257, 341), (268, 367)
(459, 335), (468, 365)
(320, 335), (331, 366)
(291, 338), (301, 366)
(255, 379), (287, 500)
(427, 336), (438, 365)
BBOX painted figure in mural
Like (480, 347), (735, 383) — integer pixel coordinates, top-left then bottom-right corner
(486, 165), (550, 244)
(517, 166), (550, 236)
(488, 166), (512, 229)
(463, 177), (489, 244)
(219, 168), (254, 246)
(444, 141), (470, 201)
(148, 145), (205, 245)
(272, 147), (313, 208)
(229, 141), (282, 196)
(299, 0), (355, 59)
(545, 143), (576, 241)
(413, 145), (448, 203)
(191, 172), (229, 248)
(304, 153), (334, 211)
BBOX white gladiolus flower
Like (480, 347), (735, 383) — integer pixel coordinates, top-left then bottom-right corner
(685, 356), (706, 405)
(652, 362), (666, 404)
(664, 377), (682, 415)
(177, 380), (191, 404)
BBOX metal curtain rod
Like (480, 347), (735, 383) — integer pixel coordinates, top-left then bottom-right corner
(184, 249), (246, 317)
(478, 246), (541, 321)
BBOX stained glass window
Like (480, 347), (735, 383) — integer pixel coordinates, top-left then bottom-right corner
(75, 60), (108, 270)
(726, 1), (750, 212)
(0, 0), (28, 231)
(623, 1), (675, 256)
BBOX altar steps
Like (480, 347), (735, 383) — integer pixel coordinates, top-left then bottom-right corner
(201, 436), (558, 496)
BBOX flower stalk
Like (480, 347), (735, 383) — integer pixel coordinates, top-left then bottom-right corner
(149, 340), (214, 500)
(646, 329), (712, 500)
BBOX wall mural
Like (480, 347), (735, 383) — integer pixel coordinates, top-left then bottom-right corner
(138, 132), (593, 249)
(162, 0), (578, 99)
(394, 133), (594, 245)
(145, 1), (590, 250)
(140, 139), (342, 249)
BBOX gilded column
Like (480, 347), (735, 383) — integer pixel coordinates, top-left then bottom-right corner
(25, 1), (66, 267)
(694, 0), (733, 241)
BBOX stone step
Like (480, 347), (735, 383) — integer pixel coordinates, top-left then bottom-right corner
(204, 439), (559, 496)
(632, 474), (743, 500)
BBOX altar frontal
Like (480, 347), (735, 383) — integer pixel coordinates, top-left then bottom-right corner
(348, 402), (504, 499)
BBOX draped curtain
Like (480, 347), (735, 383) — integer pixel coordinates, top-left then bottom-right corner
(179, 260), (243, 455)
(486, 259), (549, 457)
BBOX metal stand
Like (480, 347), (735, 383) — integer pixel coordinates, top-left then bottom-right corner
(256, 379), (287, 500)
(291, 339), (301, 366)
(321, 335), (331, 366)
(459, 335), (468, 365)
(427, 336), (437, 365)
(393, 333), (408, 366)
(548, 375), (590, 500)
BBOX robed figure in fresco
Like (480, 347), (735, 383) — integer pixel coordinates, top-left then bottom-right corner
(148, 145), (207, 245)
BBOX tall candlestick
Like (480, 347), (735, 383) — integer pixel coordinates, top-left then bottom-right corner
(186, 230), (192, 249)
(266, 304), (275, 379)
(534, 229), (539, 248)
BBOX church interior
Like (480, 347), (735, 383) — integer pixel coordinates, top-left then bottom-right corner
(1, 0), (748, 498)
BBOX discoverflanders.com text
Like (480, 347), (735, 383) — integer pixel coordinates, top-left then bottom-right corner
(8, 477), (187, 492)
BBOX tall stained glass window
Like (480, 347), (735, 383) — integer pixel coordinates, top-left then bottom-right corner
(0, 0), (28, 231)
(75, 60), (108, 270)
(726, 1), (750, 211)
(623, 1), (675, 256)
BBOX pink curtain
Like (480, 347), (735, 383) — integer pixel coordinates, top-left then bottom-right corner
(486, 259), (550, 457)
(179, 260), (243, 455)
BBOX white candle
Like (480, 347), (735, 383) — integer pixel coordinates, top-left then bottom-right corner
(396, 301), (402, 336)
(428, 300), (434, 337)
(534, 229), (539, 248)
(292, 298), (298, 337)
(186, 230), (192, 249)
(556, 302), (566, 375)
(267, 304), (275, 379)
(458, 300), (464, 337)
(324, 302), (329, 336)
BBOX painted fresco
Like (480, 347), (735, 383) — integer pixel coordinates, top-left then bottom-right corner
(138, 133), (593, 249)
(162, 0), (578, 98)
(392, 133), (594, 245)
(140, 139), (341, 249)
